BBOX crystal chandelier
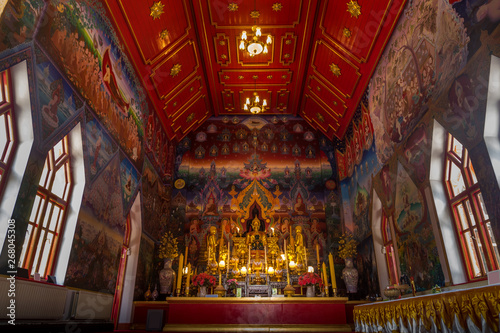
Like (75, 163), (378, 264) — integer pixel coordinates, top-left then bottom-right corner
(244, 91), (267, 114)
(239, 0), (272, 57)
(244, 79), (267, 114)
(239, 26), (272, 57)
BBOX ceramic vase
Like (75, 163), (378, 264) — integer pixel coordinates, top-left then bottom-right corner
(342, 257), (359, 293)
(306, 285), (315, 297)
(199, 286), (207, 297)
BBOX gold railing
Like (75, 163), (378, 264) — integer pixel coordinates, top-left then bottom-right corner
(353, 284), (500, 332)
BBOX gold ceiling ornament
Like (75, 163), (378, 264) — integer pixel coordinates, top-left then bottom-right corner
(224, 75), (230, 79)
(170, 63), (182, 77)
(316, 113), (325, 123)
(250, 10), (260, 19)
(252, 75), (259, 80)
(160, 29), (169, 39)
(150, 1), (165, 20)
(267, 75), (273, 79)
(343, 27), (352, 38)
(347, 0), (361, 18)
(228, 3), (239, 12)
(272, 3), (283, 11)
(186, 113), (195, 123)
(330, 63), (341, 77)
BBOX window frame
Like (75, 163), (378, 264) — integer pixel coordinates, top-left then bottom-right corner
(443, 133), (499, 281)
(0, 68), (18, 196)
(19, 135), (73, 278)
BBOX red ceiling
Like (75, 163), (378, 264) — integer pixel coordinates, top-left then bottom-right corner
(104, 0), (407, 142)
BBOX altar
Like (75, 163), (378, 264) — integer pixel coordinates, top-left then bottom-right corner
(132, 296), (352, 332)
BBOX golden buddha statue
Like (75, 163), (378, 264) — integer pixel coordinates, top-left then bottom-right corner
(294, 225), (306, 267)
(246, 217), (267, 251)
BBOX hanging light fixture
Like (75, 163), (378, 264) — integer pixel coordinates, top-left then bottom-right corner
(244, 78), (267, 114)
(239, 1), (272, 57)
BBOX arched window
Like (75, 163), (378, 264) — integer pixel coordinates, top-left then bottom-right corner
(0, 69), (17, 195)
(381, 212), (398, 284)
(18, 134), (73, 278)
(443, 133), (500, 280)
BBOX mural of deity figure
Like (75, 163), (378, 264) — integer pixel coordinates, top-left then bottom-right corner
(292, 194), (307, 216)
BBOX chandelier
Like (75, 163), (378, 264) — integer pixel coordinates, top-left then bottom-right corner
(239, 0), (272, 57)
(239, 26), (272, 56)
(244, 91), (267, 114)
(244, 79), (267, 114)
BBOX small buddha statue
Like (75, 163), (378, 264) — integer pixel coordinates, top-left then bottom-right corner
(246, 217), (267, 251)
(207, 226), (218, 265)
(294, 225), (306, 266)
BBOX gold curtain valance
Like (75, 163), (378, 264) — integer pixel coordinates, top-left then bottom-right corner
(354, 284), (500, 332)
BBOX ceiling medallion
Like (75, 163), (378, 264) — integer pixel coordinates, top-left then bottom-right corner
(250, 10), (260, 19)
(329, 63), (341, 77)
(228, 3), (239, 12)
(272, 3), (283, 11)
(343, 27), (352, 38)
(160, 29), (169, 39)
(347, 0), (361, 18)
(170, 63), (182, 77)
(150, 1), (165, 20)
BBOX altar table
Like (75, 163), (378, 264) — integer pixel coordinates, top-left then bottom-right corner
(132, 297), (352, 332)
(353, 284), (500, 333)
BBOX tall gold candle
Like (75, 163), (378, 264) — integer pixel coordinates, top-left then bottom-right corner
(322, 262), (329, 296)
(328, 253), (337, 290)
(176, 254), (184, 296)
(264, 245), (268, 271)
(185, 263), (191, 296)
(185, 245), (188, 266)
(316, 243), (320, 264)
(285, 239), (290, 285)
(248, 244), (251, 267)
(226, 238), (230, 275)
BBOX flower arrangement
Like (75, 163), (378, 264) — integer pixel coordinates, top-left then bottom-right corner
(338, 233), (357, 259)
(298, 272), (324, 287)
(158, 231), (179, 260)
(226, 279), (238, 290)
(191, 273), (216, 288)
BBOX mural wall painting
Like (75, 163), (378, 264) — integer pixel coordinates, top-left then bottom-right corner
(81, 154), (124, 235)
(83, 109), (118, 184)
(120, 153), (140, 213)
(37, 0), (146, 166)
(0, 1), (45, 52)
(134, 234), (155, 300)
(369, 0), (468, 165)
(142, 157), (171, 241)
(35, 44), (84, 142)
(64, 210), (123, 293)
(175, 116), (335, 272)
(394, 162), (444, 290)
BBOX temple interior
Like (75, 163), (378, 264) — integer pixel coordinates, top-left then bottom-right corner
(0, 0), (499, 332)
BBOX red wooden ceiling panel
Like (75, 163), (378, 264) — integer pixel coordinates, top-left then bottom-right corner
(104, 0), (407, 142)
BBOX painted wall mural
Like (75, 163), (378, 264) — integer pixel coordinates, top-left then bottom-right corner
(81, 154), (124, 236)
(369, 0), (469, 165)
(142, 156), (171, 241)
(37, 0), (147, 165)
(394, 161), (444, 290)
(174, 116), (337, 269)
(64, 211), (123, 293)
(83, 109), (118, 183)
(0, 1), (45, 52)
(134, 234), (155, 300)
(35, 44), (84, 142)
(145, 110), (175, 183)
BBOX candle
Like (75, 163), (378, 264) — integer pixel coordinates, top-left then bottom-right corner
(185, 244), (188, 266)
(328, 253), (337, 290)
(322, 262), (328, 294)
(316, 242), (320, 265)
(264, 245), (268, 271)
(271, 227), (274, 236)
(227, 239), (230, 275)
(185, 263), (191, 295)
(284, 239), (290, 285)
(177, 254), (184, 296)
(248, 245), (251, 268)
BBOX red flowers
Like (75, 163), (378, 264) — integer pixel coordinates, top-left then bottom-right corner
(298, 272), (324, 287)
(191, 273), (216, 287)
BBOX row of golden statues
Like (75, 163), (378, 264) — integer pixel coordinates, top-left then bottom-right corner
(205, 217), (315, 284)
